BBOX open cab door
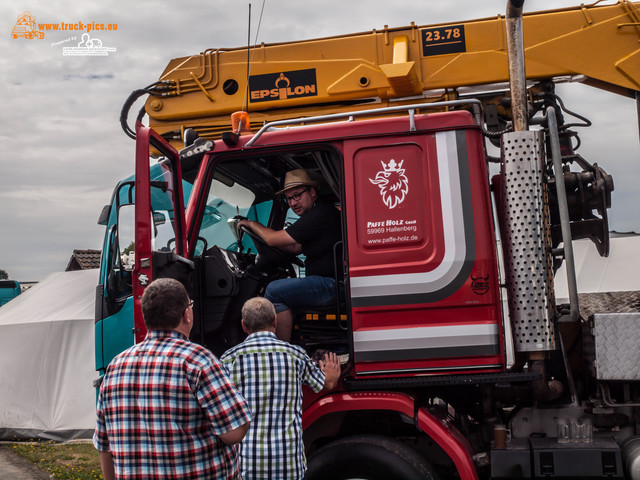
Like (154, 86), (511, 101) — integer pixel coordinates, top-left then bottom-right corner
(132, 124), (193, 343)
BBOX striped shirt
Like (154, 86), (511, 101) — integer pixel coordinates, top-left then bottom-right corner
(221, 331), (325, 480)
(93, 330), (251, 479)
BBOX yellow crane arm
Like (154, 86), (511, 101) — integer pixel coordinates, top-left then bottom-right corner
(145, 1), (640, 141)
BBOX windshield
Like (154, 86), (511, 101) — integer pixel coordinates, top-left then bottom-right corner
(194, 174), (271, 256)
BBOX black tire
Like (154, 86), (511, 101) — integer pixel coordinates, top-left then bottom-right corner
(305, 434), (440, 480)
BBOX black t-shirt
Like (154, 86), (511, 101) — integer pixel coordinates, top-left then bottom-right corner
(285, 200), (342, 278)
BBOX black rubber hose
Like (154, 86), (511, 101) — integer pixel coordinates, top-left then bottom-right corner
(120, 81), (173, 139)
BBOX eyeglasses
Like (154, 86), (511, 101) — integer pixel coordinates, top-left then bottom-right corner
(186, 300), (194, 309)
(284, 187), (309, 204)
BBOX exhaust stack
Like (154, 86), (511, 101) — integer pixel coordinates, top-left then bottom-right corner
(500, 0), (557, 356)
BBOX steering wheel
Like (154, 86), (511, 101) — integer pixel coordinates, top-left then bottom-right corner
(240, 225), (305, 268)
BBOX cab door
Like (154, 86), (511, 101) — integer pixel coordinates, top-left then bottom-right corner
(343, 113), (504, 377)
(133, 125), (192, 342)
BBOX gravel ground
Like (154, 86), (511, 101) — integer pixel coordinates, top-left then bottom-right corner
(0, 445), (51, 480)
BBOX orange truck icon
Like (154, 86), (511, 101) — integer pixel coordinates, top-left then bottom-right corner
(11, 12), (44, 39)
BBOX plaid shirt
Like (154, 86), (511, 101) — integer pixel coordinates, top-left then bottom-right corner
(93, 330), (251, 479)
(221, 331), (325, 480)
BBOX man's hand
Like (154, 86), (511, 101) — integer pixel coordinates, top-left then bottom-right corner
(238, 219), (301, 253)
(237, 219), (252, 231)
(320, 352), (341, 390)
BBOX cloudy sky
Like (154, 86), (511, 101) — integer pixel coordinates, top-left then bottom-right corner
(1, 0), (639, 282)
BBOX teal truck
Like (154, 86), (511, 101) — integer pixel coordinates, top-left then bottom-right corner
(0, 280), (21, 306)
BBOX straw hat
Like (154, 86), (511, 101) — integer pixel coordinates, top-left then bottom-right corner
(276, 169), (319, 195)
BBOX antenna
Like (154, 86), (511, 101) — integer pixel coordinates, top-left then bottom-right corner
(242, 1), (266, 114)
(244, 4), (251, 113)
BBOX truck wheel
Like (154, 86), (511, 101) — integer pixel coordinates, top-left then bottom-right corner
(305, 434), (440, 480)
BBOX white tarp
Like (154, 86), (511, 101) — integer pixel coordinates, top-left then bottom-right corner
(0, 269), (98, 441)
(554, 234), (640, 301)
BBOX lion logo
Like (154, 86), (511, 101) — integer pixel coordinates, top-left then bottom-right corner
(369, 159), (409, 209)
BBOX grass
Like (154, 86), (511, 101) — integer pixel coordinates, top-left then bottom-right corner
(9, 441), (102, 479)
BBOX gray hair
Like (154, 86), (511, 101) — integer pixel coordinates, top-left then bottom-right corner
(242, 297), (276, 333)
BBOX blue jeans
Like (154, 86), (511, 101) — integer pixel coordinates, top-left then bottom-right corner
(265, 276), (336, 313)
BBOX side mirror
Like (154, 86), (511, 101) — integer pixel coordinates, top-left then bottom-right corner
(201, 205), (222, 229)
(153, 211), (166, 226)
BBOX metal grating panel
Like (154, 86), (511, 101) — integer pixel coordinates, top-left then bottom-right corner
(593, 312), (640, 380)
(579, 291), (640, 319)
(500, 131), (555, 352)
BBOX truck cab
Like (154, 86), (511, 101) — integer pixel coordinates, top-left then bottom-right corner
(130, 107), (505, 378)
(111, 105), (518, 479)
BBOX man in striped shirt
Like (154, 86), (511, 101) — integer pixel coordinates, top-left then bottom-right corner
(221, 297), (340, 480)
(94, 278), (252, 480)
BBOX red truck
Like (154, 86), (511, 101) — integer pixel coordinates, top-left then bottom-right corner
(97, 1), (640, 478)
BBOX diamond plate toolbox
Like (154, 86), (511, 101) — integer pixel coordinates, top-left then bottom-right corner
(593, 313), (640, 380)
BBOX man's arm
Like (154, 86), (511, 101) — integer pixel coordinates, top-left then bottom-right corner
(320, 352), (341, 390)
(99, 451), (115, 480)
(197, 357), (252, 449)
(238, 219), (302, 254)
(219, 420), (250, 446)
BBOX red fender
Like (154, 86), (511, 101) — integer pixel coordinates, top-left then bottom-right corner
(303, 391), (478, 480)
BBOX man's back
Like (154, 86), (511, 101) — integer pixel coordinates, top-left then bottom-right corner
(222, 331), (325, 480)
(95, 330), (249, 479)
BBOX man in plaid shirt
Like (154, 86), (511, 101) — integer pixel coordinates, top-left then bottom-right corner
(221, 297), (341, 480)
(93, 278), (251, 480)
